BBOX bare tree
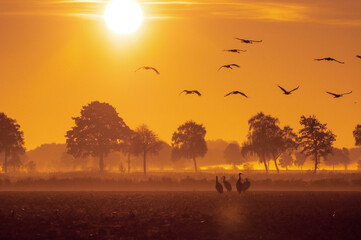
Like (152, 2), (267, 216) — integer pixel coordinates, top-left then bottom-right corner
(298, 115), (336, 174)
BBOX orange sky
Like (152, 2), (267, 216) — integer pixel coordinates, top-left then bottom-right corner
(0, 0), (361, 150)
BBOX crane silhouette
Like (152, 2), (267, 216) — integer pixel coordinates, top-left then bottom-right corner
(224, 91), (248, 98)
(235, 38), (262, 44)
(135, 66), (160, 74)
(314, 58), (344, 64)
(242, 178), (251, 192)
(216, 176), (223, 194)
(357, 55), (361, 59)
(278, 85), (299, 95)
(236, 173), (243, 194)
(326, 91), (352, 98)
(180, 90), (201, 96)
(222, 176), (232, 192)
(223, 49), (247, 53)
(218, 64), (240, 71)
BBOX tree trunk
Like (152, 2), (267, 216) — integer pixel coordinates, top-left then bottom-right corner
(143, 150), (147, 176)
(127, 153), (131, 174)
(274, 159), (280, 173)
(3, 149), (8, 173)
(99, 152), (104, 172)
(262, 156), (268, 173)
(314, 153), (318, 174)
(193, 157), (198, 172)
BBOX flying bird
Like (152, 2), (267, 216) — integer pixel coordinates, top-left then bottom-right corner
(314, 58), (344, 64)
(218, 64), (240, 71)
(222, 176), (232, 192)
(235, 38), (262, 44)
(357, 55), (361, 59)
(278, 85), (299, 95)
(135, 66), (160, 74)
(216, 176), (223, 194)
(180, 90), (201, 96)
(224, 91), (248, 98)
(326, 91), (352, 98)
(241, 178), (251, 192)
(223, 49), (247, 53)
(236, 173), (243, 194)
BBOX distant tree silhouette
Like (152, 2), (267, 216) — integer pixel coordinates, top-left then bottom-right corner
(122, 129), (140, 173)
(353, 125), (361, 147)
(294, 151), (307, 171)
(65, 101), (131, 172)
(298, 115), (336, 174)
(241, 112), (296, 173)
(0, 113), (25, 173)
(279, 152), (294, 170)
(223, 142), (244, 168)
(358, 160), (361, 171)
(171, 121), (207, 172)
(132, 125), (162, 175)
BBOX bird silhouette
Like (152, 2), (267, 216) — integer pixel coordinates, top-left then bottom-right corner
(218, 64), (240, 71)
(357, 55), (361, 59)
(326, 91), (352, 98)
(235, 38), (262, 44)
(222, 176), (232, 192)
(180, 90), (201, 96)
(225, 91), (248, 98)
(242, 178), (251, 192)
(135, 66), (160, 74)
(236, 173), (243, 194)
(216, 176), (223, 194)
(314, 58), (344, 64)
(278, 85), (299, 95)
(223, 49), (247, 53)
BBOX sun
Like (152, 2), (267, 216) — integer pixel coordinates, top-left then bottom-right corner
(104, 0), (143, 34)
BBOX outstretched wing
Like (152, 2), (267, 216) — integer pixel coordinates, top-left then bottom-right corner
(334, 59), (344, 64)
(135, 66), (145, 72)
(326, 91), (338, 97)
(179, 90), (187, 95)
(238, 91), (248, 98)
(252, 40), (262, 43)
(357, 55), (361, 59)
(314, 58), (325, 61)
(235, 38), (245, 42)
(150, 67), (160, 74)
(230, 64), (240, 68)
(278, 85), (288, 94)
(341, 91), (352, 96)
(192, 90), (201, 96)
(218, 66), (225, 71)
(290, 86), (300, 93)
(224, 91), (234, 97)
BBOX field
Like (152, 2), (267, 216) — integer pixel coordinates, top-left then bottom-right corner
(0, 191), (360, 240)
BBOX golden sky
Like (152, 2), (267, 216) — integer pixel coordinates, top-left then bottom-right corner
(1, 0), (361, 150)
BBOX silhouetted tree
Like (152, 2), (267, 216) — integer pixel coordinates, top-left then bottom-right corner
(171, 121), (207, 172)
(223, 142), (243, 167)
(298, 115), (336, 174)
(324, 148), (342, 171)
(279, 152), (293, 170)
(353, 125), (361, 147)
(241, 112), (296, 173)
(0, 113), (25, 173)
(122, 129), (140, 173)
(132, 125), (162, 175)
(294, 151), (307, 171)
(65, 101), (130, 172)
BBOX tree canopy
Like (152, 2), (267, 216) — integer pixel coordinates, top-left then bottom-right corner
(223, 142), (244, 166)
(353, 125), (361, 147)
(0, 113), (26, 173)
(171, 121), (207, 172)
(298, 115), (336, 174)
(65, 101), (131, 171)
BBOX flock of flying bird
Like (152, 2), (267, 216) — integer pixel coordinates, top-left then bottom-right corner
(136, 37), (360, 99)
(215, 173), (250, 194)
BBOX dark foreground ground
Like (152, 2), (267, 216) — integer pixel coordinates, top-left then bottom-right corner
(0, 191), (360, 240)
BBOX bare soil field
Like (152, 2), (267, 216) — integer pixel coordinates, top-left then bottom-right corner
(0, 191), (360, 240)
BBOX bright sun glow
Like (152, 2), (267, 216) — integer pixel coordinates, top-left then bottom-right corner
(104, 0), (143, 34)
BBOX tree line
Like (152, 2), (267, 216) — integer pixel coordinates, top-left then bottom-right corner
(1, 101), (361, 174)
